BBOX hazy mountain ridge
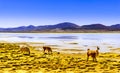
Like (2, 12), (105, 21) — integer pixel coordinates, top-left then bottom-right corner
(80, 24), (108, 30)
(0, 22), (120, 32)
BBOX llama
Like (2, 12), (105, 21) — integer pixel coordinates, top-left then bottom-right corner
(43, 46), (52, 54)
(20, 46), (30, 55)
(87, 46), (100, 61)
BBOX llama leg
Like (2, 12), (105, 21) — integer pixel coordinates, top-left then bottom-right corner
(92, 55), (96, 62)
(44, 49), (46, 54)
(93, 57), (97, 62)
(87, 56), (89, 61)
(50, 49), (52, 54)
(28, 51), (30, 55)
(93, 57), (95, 62)
(93, 57), (96, 62)
(48, 50), (50, 54)
(48, 50), (52, 54)
(95, 57), (97, 62)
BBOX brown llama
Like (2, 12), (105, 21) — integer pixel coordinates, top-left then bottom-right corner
(43, 46), (52, 54)
(20, 46), (30, 55)
(87, 46), (100, 61)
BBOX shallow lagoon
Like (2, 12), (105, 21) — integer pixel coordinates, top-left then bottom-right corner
(0, 33), (120, 53)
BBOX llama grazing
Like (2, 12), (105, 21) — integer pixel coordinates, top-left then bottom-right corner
(43, 46), (52, 54)
(20, 46), (30, 55)
(87, 46), (100, 61)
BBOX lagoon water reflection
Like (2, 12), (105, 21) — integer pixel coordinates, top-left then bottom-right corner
(0, 33), (120, 53)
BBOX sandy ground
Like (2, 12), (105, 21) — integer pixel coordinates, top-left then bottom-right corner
(0, 43), (120, 73)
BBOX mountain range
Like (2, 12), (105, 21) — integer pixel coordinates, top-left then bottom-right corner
(0, 22), (120, 32)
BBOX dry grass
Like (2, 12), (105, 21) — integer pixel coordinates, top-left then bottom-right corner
(0, 43), (120, 73)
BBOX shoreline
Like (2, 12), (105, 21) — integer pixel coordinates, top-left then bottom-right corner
(1, 41), (120, 54)
(1, 31), (120, 33)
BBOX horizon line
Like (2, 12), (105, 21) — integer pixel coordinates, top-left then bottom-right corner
(0, 22), (120, 28)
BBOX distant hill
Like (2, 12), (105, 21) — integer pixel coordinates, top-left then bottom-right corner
(0, 25), (36, 32)
(81, 24), (108, 30)
(110, 24), (120, 30)
(0, 22), (120, 32)
(50, 22), (80, 29)
(35, 22), (80, 30)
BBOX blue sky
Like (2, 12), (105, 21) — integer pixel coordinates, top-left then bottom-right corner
(0, 0), (120, 28)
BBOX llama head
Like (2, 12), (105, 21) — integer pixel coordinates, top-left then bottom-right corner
(97, 46), (100, 50)
(87, 48), (90, 51)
